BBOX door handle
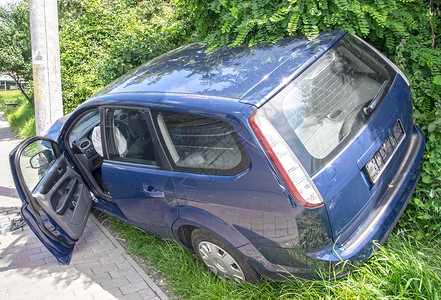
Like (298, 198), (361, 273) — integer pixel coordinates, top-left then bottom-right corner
(143, 186), (165, 198)
(55, 178), (78, 215)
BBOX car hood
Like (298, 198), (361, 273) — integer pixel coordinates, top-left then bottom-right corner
(45, 112), (72, 141)
(95, 31), (346, 105)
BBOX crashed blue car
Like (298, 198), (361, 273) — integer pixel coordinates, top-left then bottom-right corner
(10, 31), (425, 283)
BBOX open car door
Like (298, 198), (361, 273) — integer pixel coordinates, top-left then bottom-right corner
(9, 136), (92, 264)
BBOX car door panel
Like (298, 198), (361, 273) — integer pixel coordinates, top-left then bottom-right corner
(10, 137), (92, 264)
(31, 153), (92, 239)
(102, 162), (177, 239)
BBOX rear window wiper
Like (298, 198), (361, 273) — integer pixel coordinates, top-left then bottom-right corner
(363, 80), (389, 115)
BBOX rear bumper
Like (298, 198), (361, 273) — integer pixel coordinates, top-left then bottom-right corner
(309, 124), (425, 263)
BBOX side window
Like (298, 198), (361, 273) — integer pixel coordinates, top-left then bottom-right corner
(154, 110), (249, 175)
(104, 108), (157, 166)
(19, 140), (58, 193)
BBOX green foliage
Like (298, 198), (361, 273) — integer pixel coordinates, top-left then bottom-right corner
(187, 0), (405, 49)
(407, 103), (441, 237)
(58, 0), (199, 113)
(393, 8), (441, 237)
(97, 0), (198, 84)
(0, 1), (31, 80)
(0, 0), (33, 104)
(0, 91), (35, 138)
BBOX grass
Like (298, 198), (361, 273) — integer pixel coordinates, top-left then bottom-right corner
(108, 217), (441, 299)
(3, 90), (440, 299)
(0, 90), (35, 138)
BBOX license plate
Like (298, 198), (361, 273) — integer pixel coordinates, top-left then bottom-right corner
(364, 120), (405, 183)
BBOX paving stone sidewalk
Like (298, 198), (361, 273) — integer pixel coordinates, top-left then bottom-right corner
(0, 111), (168, 300)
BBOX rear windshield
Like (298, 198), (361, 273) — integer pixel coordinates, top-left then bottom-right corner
(261, 34), (394, 175)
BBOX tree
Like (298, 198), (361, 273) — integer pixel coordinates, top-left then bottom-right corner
(0, 0), (33, 105)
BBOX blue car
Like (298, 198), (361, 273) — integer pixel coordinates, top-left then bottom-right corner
(10, 31), (425, 283)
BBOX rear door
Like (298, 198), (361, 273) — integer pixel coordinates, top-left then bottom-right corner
(10, 137), (92, 264)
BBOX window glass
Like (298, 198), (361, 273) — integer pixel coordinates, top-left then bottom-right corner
(154, 110), (248, 174)
(105, 108), (156, 165)
(68, 110), (100, 148)
(262, 34), (393, 175)
(19, 140), (57, 192)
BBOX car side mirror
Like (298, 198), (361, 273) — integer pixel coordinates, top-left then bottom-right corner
(29, 149), (55, 169)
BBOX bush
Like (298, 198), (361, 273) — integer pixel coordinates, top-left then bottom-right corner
(58, 0), (200, 112)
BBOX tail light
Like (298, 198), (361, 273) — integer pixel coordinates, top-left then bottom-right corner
(249, 110), (324, 208)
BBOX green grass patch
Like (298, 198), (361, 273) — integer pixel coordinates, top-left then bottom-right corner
(109, 217), (441, 299)
(0, 90), (35, 138)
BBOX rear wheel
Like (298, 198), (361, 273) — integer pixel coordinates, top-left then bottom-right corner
(191, 229), (260, 283)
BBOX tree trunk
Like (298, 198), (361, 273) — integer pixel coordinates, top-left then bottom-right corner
(8, 71), (33, 106)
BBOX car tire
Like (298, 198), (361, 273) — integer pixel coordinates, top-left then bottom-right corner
(191, 228), (260, 283)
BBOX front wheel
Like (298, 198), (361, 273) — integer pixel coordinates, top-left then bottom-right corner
(191, 229), (260, 283)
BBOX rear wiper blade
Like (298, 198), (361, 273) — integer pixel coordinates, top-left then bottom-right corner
(363, 80), (389, 115)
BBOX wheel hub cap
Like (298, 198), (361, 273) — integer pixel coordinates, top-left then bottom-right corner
(198, 241), (245, 282)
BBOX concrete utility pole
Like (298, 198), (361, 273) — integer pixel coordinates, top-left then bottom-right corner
(29, 0), (63, 136)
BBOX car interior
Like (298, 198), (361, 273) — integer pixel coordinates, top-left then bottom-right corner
(68, 108), (157, 196)
(155, 110), (244, 171)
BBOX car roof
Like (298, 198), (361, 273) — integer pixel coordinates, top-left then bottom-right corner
(95, 31), (346, 106)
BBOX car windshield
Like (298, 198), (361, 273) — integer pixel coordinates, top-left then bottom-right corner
(69, 110), (100, 147)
